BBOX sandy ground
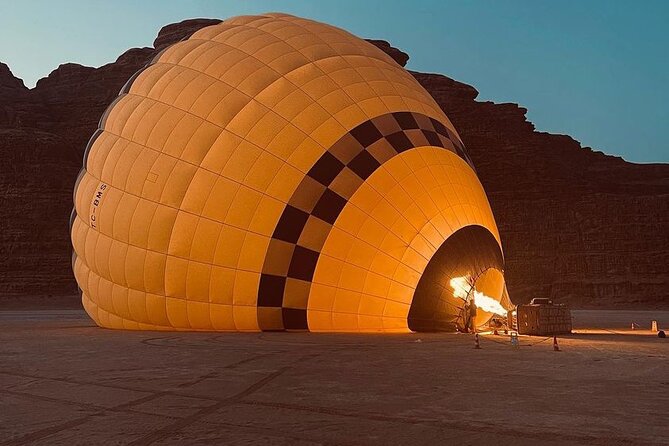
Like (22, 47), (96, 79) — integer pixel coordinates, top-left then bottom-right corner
(0, 309), (667, 446)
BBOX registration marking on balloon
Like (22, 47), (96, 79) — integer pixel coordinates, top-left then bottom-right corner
(89, 182), (108, 230)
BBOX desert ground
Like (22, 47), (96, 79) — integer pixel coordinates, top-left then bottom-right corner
(0, 309), (667, 445)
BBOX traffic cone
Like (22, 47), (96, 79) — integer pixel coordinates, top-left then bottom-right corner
(651, 320), (658, 332)
(474, 333), (481, 349)
(553, 336), (560, 352)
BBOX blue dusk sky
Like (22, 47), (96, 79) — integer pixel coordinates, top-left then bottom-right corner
(1, 0), (667, 163)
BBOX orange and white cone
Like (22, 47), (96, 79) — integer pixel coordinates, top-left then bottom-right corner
(553, 336), (560, 352)
(474, 333), (481, 349)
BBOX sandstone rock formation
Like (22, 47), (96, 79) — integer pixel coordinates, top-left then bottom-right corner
(1, 19), (667, 308)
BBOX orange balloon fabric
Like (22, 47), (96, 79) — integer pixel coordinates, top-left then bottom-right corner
(71, 13), (508, 332)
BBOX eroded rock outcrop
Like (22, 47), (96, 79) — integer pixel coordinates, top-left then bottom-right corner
(153, 18), (223, 50)
(1, 20), (667, 308)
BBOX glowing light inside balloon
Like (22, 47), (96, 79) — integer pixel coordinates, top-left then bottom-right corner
(449, 276), (507, 316)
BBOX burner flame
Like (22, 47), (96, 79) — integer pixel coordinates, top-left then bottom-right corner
(450, 276), (507, 316)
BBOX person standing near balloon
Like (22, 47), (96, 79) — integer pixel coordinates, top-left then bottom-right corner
(468, 297), (478, 333)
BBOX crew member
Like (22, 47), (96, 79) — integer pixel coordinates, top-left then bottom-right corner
(468, 298), (478, 333)
(462, 299), (471, 333)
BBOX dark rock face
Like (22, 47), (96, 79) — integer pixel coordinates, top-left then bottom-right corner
(0, 62), (29, 127)
(1, 20), (667, 308)
(153, 18), (222, 50)
(366, 40), (409, 67)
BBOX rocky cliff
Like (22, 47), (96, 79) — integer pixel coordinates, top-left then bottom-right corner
(1, 19), (667, 308)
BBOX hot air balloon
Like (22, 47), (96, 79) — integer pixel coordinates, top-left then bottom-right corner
(71, 13), (510, 332)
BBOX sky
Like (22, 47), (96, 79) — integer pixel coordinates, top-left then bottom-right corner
(1, 0), (667, 163)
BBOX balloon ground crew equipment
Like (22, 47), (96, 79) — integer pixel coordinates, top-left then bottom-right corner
(553, 336), (561, 352)
(516, 300), (571, 336)
(474, 333), (481, 349)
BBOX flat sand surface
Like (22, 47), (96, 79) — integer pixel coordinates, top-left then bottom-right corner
(0, 309), (667, 445)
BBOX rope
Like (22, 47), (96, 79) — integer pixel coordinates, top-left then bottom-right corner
(478, 333), (553, 347)
(575, 326), (651, 335)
